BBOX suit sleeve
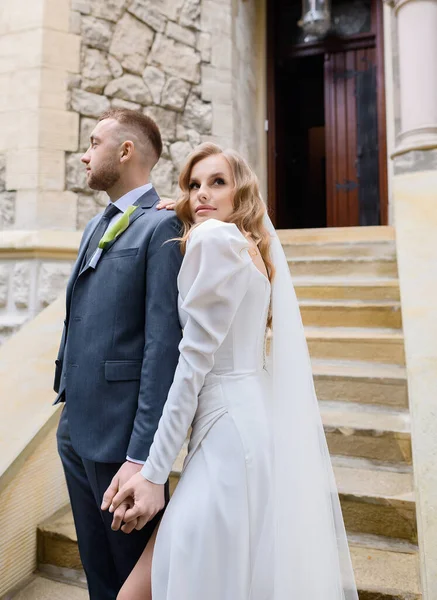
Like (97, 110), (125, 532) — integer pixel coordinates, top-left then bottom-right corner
(127, 215), (183, 461)
(141, 220), (252, 484)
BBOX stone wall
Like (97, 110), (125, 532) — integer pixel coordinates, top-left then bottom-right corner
(67, 0), (219, 228)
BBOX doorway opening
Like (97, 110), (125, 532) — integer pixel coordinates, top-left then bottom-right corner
(267, 0), (388, 229)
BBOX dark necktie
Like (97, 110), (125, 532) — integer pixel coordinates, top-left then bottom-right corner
(85, 203), (121, 265)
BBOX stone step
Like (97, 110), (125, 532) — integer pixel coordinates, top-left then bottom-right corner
(300, 300), (402, 329)
(333, 458), (417, 543)
(306, 327), (405, 365)
(294, 278), (400, 302)
(36, 508), (420, 600)
(6, 575), (87, 599)
(288, 256), (398, 278)
(313, 359), (408, 409)
(320, 401), (411, 464)
(349, 534), (421, 600)
(282, 241), (396, 260)
(278, 225), (395, 246)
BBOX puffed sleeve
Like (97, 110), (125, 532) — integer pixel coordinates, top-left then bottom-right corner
(141, 219), (252, 484)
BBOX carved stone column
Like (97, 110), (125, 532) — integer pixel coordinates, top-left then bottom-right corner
(388, 2), (437, 598)
(393, 0), (437, 155)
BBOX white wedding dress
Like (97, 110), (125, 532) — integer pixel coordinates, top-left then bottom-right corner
(141, 218), (274, 599)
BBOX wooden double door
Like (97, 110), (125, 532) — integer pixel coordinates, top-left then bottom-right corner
(268, 0), (388, 229)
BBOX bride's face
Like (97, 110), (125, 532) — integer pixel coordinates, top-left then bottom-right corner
(188, 154), (235, 224)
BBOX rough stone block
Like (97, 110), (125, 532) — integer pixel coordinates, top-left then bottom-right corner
(38, 263), (73, 308)
(111, 98), (142, 111)
(128, 1), (167, 32)
(151, 0), (184, 21)
(170, 141), (192, 170)
(81, 16), (113, 51)
(13, 262), (32, 309)
(149, 34), (200, 84)
(108, 55), (123, 79)
(142, 66), (166, 105)
(71, 88), (110, 118)
(0, 192), (16, 229)
(109, 13), (154, 75)
(166, 22), (197, 48)
(143, 106), (177, 141)
(181, 93), (212, 133)
(81, 48), (112, 93)
(0, 264), (10, 307)
(91, 0), (128, 22)
(161, 77), (190, 112)
(66, 153), (88, 192)
(0, 154), (5, 192)
(150, 158), (175, 197)
(79, 117), (97, 151)
(105, 75), (152, 105)
(179, 0), (201, 29)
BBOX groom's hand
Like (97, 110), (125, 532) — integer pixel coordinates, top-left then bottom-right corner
(101, 461), (143, 531)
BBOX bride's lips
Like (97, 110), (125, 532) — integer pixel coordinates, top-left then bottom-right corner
(195, 205), (216, 213)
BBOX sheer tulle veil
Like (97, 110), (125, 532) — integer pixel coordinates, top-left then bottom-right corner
(264, 214), (358, 599)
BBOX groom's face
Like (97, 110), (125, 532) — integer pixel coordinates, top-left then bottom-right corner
(81, 119), (122, 191)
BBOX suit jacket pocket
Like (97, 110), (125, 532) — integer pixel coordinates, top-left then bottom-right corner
(102, 247), (139, 260)
(105, 360), (142, 381)
(54, 359), (62, 393)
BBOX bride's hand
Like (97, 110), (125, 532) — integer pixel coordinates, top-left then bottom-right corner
(108, 472), (165, 532)
(156, 197), (176, 211)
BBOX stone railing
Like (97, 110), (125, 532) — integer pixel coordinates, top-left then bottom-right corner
(0, 297), (69, 596)
(0, 231), (80, 344)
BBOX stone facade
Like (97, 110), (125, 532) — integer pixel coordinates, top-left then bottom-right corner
(0, 0), (265, 343)
(68, 0), (217, 227)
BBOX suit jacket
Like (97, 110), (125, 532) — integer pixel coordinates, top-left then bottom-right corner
(53, 187), (183, 463)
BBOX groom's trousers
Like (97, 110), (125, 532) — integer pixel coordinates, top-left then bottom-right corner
(57, 405), (168, 600)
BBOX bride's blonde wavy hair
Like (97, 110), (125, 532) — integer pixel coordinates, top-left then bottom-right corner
(175, 142), (275, 285)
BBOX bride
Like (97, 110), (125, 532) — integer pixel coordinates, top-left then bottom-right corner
(102, 142), (358, 599)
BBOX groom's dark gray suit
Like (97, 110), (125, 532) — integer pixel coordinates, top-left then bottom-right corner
(54, 185), (182, 599)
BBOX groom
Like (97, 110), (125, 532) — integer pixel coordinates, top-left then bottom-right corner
(54, 108), (182, 598)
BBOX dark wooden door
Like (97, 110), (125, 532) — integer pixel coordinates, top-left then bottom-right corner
(324, 47), (380, 226)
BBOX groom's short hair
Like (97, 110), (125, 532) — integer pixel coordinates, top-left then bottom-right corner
(98, 108), (163, 166)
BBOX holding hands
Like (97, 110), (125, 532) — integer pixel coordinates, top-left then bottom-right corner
(102, 469), (165, 534)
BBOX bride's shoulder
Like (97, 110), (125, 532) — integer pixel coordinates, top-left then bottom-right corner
(188, 219), (247, 251)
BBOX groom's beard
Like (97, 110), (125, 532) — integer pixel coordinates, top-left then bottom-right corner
(88, 159), (120, 191)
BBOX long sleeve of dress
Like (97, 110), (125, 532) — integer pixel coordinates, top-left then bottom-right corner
(141, 219), (252, 484)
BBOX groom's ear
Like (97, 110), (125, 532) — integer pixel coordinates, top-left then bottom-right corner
(120, 140), (135, 163)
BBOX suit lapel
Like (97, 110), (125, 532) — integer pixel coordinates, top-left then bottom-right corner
(66, 216), (101, 313)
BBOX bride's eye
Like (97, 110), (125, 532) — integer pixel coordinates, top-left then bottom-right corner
(214, 178), (225, 185)
(189, 181), (199, 189)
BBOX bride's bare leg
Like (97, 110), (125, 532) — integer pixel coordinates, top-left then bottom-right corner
(117, 525), (159, 600)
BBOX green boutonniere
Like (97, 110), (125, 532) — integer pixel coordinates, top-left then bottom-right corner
(98, 204), (139, 250)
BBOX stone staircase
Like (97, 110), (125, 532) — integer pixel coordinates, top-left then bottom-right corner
(14, 227), (421, 599)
